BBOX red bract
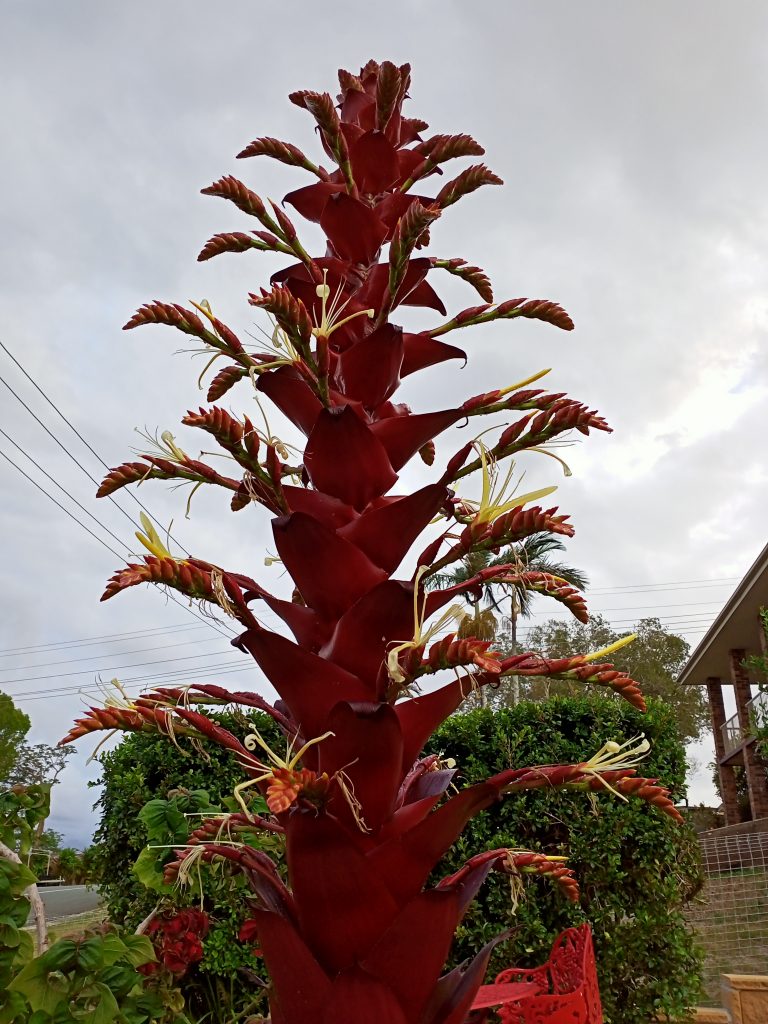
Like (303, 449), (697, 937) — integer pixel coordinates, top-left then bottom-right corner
(140, 910), (210, 977)
(63, 60), (681, 1024)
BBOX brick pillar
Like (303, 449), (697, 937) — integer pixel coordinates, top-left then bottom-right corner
(729, 650), (768, 821)
(707, 677), (741, 825)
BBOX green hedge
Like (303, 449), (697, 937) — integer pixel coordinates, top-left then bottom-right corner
(94, 697), (702, 1023)
(92, 711), (279, 927)
(425, 696), (703, 1023)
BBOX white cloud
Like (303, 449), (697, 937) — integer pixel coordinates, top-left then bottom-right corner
(2, 0), (767, 842)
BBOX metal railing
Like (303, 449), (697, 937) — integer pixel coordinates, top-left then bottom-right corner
(720, 690), (768, 754)
(687, 827), (768, 1005)
(721, 712), (745, 755)
(747, 689), (768, 730)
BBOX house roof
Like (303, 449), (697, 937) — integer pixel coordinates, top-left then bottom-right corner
(678, 540), (768, 686)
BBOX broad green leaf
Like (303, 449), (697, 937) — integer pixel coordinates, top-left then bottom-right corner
(39, 940), (78, 973)
(7, 961), (62, 1014)
(73, 938), (105, 974)
(78, 983), (119, 1024)
(0, 990), (32, 1024)
(119, 934), (156, 968)
(138, 800), (186, 842)
(9, 865), (38, 894)
(131, 848), (171, 894)
(92, 934), (128, 968)
(6, 896), (31, 928)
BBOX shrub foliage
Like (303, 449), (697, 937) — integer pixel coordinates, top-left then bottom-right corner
(96, 697), (702, 1023)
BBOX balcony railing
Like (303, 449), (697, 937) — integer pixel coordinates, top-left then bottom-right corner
(747, 689), (768, 730)
(721, 713), (745, 755)
(720, 690), (768, 755)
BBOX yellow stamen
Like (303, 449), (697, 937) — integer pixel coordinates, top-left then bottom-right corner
(135, 512), (175, 559)
(581, 734), (651, 801)
(387, 567), (464, 683)
(472, 442), (557, 525)
(582, 633), (637, 664)
(497, 367), (552, 395)
(311, 270), (373, 340)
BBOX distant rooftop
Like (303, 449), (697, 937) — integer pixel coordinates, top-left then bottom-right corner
(678, 540), (768, 686)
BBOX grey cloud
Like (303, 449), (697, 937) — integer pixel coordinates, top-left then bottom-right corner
(4, 1), (768, 841)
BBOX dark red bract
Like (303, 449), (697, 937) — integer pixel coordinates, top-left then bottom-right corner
(64, 59), (680, 1024)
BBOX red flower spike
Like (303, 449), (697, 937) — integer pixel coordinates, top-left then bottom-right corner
(249, 285), (313, 346)
(198, 229), (292, 262)
(68, 59), (683, 1024)
(97, 461), (171, 497)
(432, 258), (494, 302)
(236, 136), (328, 180)
(207, 364), (248, 401)
(434, 164), (504, 209)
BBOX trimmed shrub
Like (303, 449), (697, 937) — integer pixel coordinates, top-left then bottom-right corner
(427, 696), (703, 1023)
(94, 698), (702, 1022)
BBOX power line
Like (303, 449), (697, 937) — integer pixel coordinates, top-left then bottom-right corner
(0, 623), (205, 658)
(0, 338), (191, 556)
(0, 649), (244, 689)
(10, 657), (256, 703)
(528, 600), (725, 616)
(0, 634), (228, 672)
(0, 426), (134, 557)
(0, 369), (141, 531)
(0, 447), (126, 561)
(586, 576), (739, 592)
(0, 438), (234, 642)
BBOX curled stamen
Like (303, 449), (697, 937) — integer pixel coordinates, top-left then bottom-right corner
(387, 567), (464, 683)
(312, 270), (374, 341)
(209, 569), (238, 620)
(580, 735), (652, 801)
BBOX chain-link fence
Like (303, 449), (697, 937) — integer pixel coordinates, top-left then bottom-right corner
(686, 826), (768, 1004)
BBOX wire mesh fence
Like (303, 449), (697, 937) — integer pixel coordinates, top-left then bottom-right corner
(686, 826), (768, 1004)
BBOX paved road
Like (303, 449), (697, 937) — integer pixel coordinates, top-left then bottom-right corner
(27, 885), (102, 923)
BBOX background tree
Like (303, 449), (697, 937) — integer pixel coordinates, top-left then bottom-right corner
(428, 533), (588, 706)
(2, 742), (75, 847)
(0, 692), (30, 783)
(3, 742), (73, 788)
(517, 614), (709, 743)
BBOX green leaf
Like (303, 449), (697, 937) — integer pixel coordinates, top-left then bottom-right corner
(8, 960), (62, 1014)
(38, 940), (78, 973)
(0, 917), (21, 949)
(93, 934), (128, 968)
(132, 848), (172, 894)
(138, 800), (186, 843)
(9, 865), (38, 894)
(14, 929), (34, 965)
(118, 934), (156, 969)
(73, 938), (105, 974)
(77, 983), (119, 1024)
(0, 989), (32, 1024)
(5, 896), (31, 928)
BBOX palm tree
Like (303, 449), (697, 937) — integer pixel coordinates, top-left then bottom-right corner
(427, 533), (588, 705)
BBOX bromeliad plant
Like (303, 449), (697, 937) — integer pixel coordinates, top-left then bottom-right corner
(63, 60), (681, 1024)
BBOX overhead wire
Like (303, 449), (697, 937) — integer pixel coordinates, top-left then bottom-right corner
(1, 440), (235, 640)
(0, 338), (191, 555)
(0, 633), (230, 672)
(0, 426), (134, 557)
(0, 623), (206, 658)
(0, 365), (236, 639)
(0, 447), (126, 562)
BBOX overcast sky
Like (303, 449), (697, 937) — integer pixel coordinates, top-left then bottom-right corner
(3, 1), (768, 847)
